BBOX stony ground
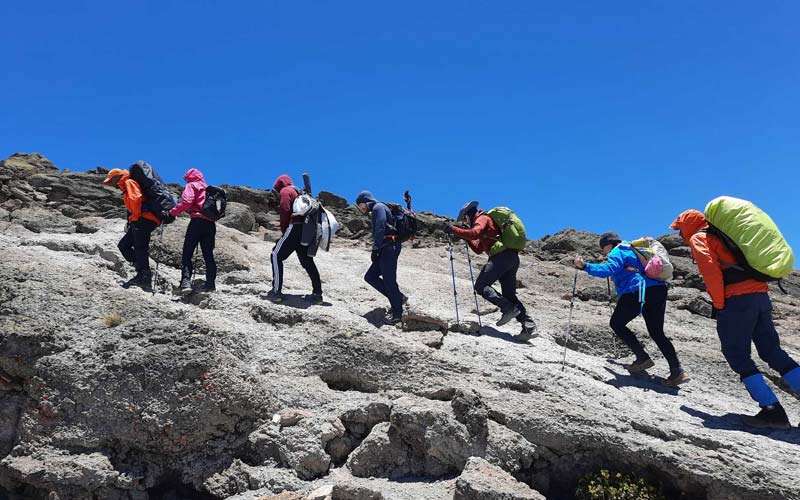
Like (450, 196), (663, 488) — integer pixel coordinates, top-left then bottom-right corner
(1, 154), (799, 500)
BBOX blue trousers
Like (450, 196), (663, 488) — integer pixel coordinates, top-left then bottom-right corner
(365, 242), (403, 318)
(716, 293), (799, 379)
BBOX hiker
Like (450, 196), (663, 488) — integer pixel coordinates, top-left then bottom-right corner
(573, 232), (688, 386)
(356, 190), (405, 325)
(170, 168), (217, 293)
(445, 201), (536, 340)
(267, 174), (323, 304)
(103, 168), (162, 291)
(672, 209), (800, 428)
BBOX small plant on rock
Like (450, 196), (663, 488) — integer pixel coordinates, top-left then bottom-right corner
(102, 311), (123, 328)
(576, 469), (666, 500)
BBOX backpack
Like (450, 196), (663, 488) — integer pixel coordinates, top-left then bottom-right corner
(630, 237), (673, 281)
(704, 196), (794, 281)
(386, 203), (418, 242)
(201, 185), (227, 221)
(486, 207), (527, 256)
(317, 207), (340, 252)
(129, 161), (177, 216)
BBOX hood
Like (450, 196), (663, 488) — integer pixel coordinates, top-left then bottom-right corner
(671, 209), (708, 243)
(355, 191), (377, 205)
(273, 174), (293, 192)
(102, 169), (130, 190)
(184, 168), (205, 183)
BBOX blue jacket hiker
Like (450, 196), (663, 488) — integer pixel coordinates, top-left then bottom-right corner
(575, 232), (688, 387)
(356, 191), (405, 325)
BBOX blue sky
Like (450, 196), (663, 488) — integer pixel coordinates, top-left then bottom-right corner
(1, 1), (798, 246)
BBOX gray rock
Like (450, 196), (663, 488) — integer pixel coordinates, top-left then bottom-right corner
(0, 207), (8, 221)
(455, 457), (545, 500)
(203, 459), (306, 498)
(0, 152), (58, 176)
(10, 206), (76, 233)
(678, 295), (713, 318)
(318, 191), (349, 209)
(219, 202), (257, 233)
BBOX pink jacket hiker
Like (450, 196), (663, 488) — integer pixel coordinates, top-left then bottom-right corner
(170, 168), (212, 221)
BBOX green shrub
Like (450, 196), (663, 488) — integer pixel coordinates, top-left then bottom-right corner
(576, 469), (666, 500)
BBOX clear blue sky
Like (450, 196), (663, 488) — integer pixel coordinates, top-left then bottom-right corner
(2, 1), (798, 246)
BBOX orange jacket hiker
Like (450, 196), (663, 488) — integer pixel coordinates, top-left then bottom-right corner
(671, 209), (767, 310)
(103, 169), (161, 225)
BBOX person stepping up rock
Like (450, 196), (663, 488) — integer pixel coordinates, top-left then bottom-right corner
(446, 201), (536, 340)
(673, 205), (799, 429)
(574, 232), (689, 387)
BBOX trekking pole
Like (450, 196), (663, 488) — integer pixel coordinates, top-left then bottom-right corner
(607, 277), (619, 358)
(447, 235), (460, 328)
(464, 241), (482, 328)
(152, 225), (165, 296)
(561, 269), (579, 372)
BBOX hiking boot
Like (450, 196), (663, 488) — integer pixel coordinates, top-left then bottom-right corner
(664, 370), (690, 387)
(266, 291), (284, 303)
(496, 306), (521, 327)
(384, 313), (403, 326)
(305, 293), (323, 305)
(624, 357), (655, 373)
(178, 277), (193, 295)
(201, 283), (216, 293)
(515, 324), (538, 342)
(122, 274), (152, 292)
(742, 404), (791, 430)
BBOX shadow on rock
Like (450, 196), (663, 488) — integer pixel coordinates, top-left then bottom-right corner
(680, 406), (800, 445)
(603, 366), (680, 396)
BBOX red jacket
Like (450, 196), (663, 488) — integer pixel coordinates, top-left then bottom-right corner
(273, 174), (303, 233)
(672, 209), (768, 310)
(452, 212), (500, 255)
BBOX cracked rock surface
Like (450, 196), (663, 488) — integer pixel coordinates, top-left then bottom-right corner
(1, 153), (800, 500)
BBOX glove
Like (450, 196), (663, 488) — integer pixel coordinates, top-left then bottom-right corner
(371, 249), (380, 263)
(161, 211), (175, 224)
(443, 224), (454, 235)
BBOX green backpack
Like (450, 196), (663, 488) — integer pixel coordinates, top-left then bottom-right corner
(704, 196), (795, 281)
(486, 207), (527, 256)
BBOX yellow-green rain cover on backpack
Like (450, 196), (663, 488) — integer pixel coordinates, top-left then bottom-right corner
(486, 207), (527, 256)
(704, 196), (795, 279)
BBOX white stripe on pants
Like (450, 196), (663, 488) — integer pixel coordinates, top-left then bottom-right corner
(271, 223), (293, 293)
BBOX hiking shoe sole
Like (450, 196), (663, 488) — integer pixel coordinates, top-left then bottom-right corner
(663, 372), (690, 387)
(496, 307), (520, 327)
(741, 416), (792, 430)
(625, 358), (655, 373)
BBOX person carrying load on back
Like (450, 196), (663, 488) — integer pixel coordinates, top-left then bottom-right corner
(170, 168), (218, 294)
(267, 174), (323, 304)
(103, 168), (162, 292)
(356, 190), (406, 325)
(574, 233), (688, 387)
(672, 200), (799, 429)
(445, 201), (536, 340)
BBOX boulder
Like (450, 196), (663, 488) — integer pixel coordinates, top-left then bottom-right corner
(318, 191), (349, 209)
(9, 206), (76, 233)
(220, 202), (257, 233)
(454, 457), (545, 500)
(151, 217), (255, 273)
(0, 152), (58, 176)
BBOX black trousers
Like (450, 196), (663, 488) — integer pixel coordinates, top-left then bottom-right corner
(271, 223), (322, 295)
(610, 285), (682, 374)
(474, 250), (532, 326)
(181, 218), (217, 285)
(118, 220), (157, 277)
(365, 242), (403, 318)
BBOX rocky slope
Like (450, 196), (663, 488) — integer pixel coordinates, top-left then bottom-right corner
(1, 153), (799, 500)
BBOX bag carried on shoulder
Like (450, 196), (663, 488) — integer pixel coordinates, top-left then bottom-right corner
(129, 161), (177, 216)
(630, 237), (674, 281)
(386, 203), (418, 242)
(704, 196), (794, 282)
(486, 207), (527, 256)
(201, 186), (227, 221)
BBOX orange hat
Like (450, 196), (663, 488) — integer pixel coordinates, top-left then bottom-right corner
(103, 168), (129, 185)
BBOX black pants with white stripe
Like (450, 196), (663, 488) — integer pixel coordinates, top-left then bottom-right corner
(271, 223), (322, 295)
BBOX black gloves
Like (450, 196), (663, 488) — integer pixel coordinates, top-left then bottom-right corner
(371, 249), (380, 263)
(443, 224), (454, 235)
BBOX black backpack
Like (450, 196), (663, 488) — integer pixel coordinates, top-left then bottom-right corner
(386, 203), (418, 242)
(129, 161), (177, 215)
(201, 186), (227, 221)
